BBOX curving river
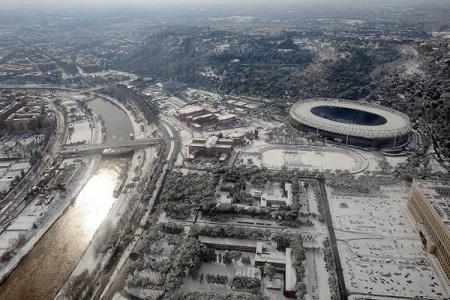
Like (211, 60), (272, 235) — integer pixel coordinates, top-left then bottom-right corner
(0, 97), (134, 299)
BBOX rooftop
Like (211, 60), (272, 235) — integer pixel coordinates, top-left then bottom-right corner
(415, 180), (450, 231)
(177, 105), (205, 115)
(261, 182), (293, 207)
(255, 241), (287, 267)
(290, 98), (412, 139)
(198, 236), (258, 251)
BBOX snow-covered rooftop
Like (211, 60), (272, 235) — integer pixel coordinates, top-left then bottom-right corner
(290, 98), (412, 139)
(415, 180), (450, 231)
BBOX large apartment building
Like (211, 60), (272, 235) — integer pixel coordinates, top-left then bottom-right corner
(175, 105), (238, 130)
(407, 181), (450, 280)
(4, 105), (55, 133)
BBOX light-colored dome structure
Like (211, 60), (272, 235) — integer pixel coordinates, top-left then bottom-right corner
(289, 98), (412, 148)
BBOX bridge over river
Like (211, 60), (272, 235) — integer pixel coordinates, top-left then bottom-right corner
(60, 137), (163, 156)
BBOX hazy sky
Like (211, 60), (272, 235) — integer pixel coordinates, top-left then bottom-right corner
(1, 0), (449, 9)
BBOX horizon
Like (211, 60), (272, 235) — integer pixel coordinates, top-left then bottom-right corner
(2, 0), (450, 10)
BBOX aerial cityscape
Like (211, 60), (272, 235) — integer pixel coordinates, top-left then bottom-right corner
(0, 1), (449, 299)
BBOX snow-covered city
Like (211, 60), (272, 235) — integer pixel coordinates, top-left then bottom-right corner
(0, 1), (449, 300)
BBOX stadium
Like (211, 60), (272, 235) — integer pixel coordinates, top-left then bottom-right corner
(289, 98), (412, 148)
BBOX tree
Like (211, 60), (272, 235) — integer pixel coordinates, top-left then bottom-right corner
(241, 256), (251, 265)
(273, 232), (291, 251)
(264, 263), (276, 279)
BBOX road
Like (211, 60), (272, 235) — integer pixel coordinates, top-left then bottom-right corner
(26, 84), (182, 299)
(87, 119), (178, 299)
(316, 181), (348, 300)
(0, 84), (105, 94)
(305, 250), (319, 300)
(90, 108), (181, 299)
(0, 101), (67, 231)
(60, 137), (163, 155)
(0, 84), (112, 227)
(0, 84), (165, 299)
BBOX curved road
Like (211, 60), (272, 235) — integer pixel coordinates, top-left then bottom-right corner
(0, 84), (181, 299)
(0, 100), (66, 231)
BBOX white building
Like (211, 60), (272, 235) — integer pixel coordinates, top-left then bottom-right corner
(261, 182), (293, 208)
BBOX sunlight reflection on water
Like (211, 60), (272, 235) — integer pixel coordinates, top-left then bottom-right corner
(74, 168), (119, 238)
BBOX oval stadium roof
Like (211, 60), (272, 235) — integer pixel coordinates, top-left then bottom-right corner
(289, 98), (412, 140)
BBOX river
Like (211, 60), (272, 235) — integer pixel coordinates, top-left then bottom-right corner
(0, 97), (134, 299)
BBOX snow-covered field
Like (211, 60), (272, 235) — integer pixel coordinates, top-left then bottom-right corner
(327, 184), (450, 299)
(238, 144), (368, 174)
(66, 121), (93, 144)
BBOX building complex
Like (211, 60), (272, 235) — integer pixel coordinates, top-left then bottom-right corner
(4, 105), (55, 133)
(408, 180), (450, 280)
(187, 133), (245, 157)
(198, 236), (298, 298)
(175, 105), (238, 130)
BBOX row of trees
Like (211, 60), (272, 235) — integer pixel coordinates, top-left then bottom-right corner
(162, 165), (317, 227)
(173, 292), (266, 300)
(161, 171), (217, 219)
(324, 171), (399, 195)
(322, 238), (340, 300)
(231, 276), (261, 294)
(213, 166), (316, 227)
(190, 224), (272, 241)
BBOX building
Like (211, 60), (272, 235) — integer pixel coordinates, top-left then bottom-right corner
(191, 113), (217, 127)
(266, 277), (283, 290)
(228, 132), (246, 146)
(261, 182), (293, 209)
(407, 181), (450, 280)
(4, 105), (55, 133)
(174, 105), (208, 122)
(198, 236), (258, 252)
(187, 136), (233, 157)
(289, 98), (411, 148)
(284, 248), (297, 298)
(0, 102), (24, 127)
(187, 132), (246, 158)
(6, 114), (40, 132)
(255, 241), (287, 269)
(175, 105), (238, 130)
(235, 266), (262, 281)
(197, 237), (298, 298)
(217, 114), (237, 127)
(254, 242), (297, 298)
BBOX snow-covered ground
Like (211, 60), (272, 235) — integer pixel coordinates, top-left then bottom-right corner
(238, 144), (368, 174)
(0, 95), (104, 283)
(66, 122), (94, 144)
(0, 160), (31, 193)
(0, 133), (47, 194)
(327, 184), (450, 299)
(57, 92), (160, 297)
(0, 155), (101, 283)
(305, 248), (331, 300)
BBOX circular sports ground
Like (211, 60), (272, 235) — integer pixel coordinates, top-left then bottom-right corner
(238, 144), (368, 174)
(289, 98), (411, 148)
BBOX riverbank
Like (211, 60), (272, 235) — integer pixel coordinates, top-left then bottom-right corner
(0, 96), (104, 286)
(99, 119), (176, 299)
(0, 155), (101, 284)
(56, 92), (160, 298)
